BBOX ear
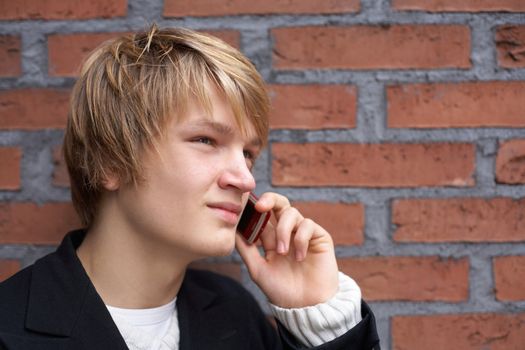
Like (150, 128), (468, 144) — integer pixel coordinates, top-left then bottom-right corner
(101, 173), (120, 191)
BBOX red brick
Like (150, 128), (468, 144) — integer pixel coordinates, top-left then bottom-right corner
(268, 85), (356, 130)
(0, 0), (127, 20)
(48, 33), (119, 77)
(271, 143), (475, 187)
(292, 202), (364, 245)
(392, 313), (525, 350)
(188, 261), (242, 281)
(388, 82), (525, 128)
(52, 146), (69, 187)
(496, 26), (525, 68)
(0, 260), (20, 282)
(0, 203), (81, 244)
(201, 30), (240, 49)
(392, 0), (525, 12)
(272, 25), (470, 70)
(494, 256), (525, 301)
(339, 256), (469, 301)
(0, 36), (21, 77)
(0, 147), (21, 190)
(164, 0), (359, 17)
(496, 140), (525, 184)
(0, 89), (70, 130)
(48, 30), (240, 77)
(393, 198), (525, 243)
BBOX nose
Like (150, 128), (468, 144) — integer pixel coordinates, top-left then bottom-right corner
(218, 152), (256, 193)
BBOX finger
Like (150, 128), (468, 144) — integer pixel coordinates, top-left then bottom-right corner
(255, 192), (292, 220)
(274, 206), (303, 254)
(235, 234), (265, 279)
(258, 220), (277, 252)
(292, 218), (316, 261)
(254, 192), (293, 253)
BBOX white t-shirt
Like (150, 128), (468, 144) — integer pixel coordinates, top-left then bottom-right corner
(107, 298), (179, 350)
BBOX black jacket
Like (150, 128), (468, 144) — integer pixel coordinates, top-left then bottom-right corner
(0, 230), (380, 349)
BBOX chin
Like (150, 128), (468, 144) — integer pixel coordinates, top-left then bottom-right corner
(210, 237), (236, 257)
(197, 232), (236, 257)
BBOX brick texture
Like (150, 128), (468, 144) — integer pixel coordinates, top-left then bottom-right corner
(393, 198), (525, 243)
(494, 256), (525, 301)
(0, 36), (21, 77)
(392, 0), (525, 12)
(339, 256), (469, 301)
(188, 261), (242, 281)
(0, 0), (127, 20)
(48, 30), (240, 77)
(0, 203), (80, 244)
(496, 139), (525, 184)
(388, 82), (525, 128)
(496, 26), (525, 68)
(52, 146), (69, 187)
(268, 85), (356, 130)
(272, 25), (470, 70)
(292, 202), (364, 245)
(1, 3), (525, 349)
(164, 0), (359, 17)
(48, 33), (120, 77)
(0, 89), (70, 130)
(0, 260), (20, 282)
(0, 147), (21, 190)
(200, 30), (241, 49)
(272, 143), (475, 187)
(392, 313), (525, 350)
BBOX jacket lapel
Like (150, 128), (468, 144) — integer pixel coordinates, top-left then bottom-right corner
(177, 271), (245, 350)
(24, 230), (128, 349)
(177, 273), (216, 350)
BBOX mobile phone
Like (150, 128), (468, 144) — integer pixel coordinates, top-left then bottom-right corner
(237, 193), (271, 244)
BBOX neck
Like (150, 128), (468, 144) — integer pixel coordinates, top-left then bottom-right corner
(77, 207), (193, 309)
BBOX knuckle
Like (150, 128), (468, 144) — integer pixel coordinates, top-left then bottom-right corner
(302, 218), (315, 227)
(288, 206), (303, 219)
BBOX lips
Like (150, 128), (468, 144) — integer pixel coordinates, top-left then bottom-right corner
(207, 202), (243, 225)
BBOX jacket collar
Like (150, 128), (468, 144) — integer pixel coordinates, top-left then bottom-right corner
(177, 272), (218, 350)
(25, 230), (93, 337)
(24, 230), (221, 348)
(176, 271), (242, 350)
(25, 230), (127, 349)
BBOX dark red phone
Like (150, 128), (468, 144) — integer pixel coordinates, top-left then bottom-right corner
(237, 193), (271, 244)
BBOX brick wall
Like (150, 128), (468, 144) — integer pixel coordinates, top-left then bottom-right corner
(1, 1), (524, 348)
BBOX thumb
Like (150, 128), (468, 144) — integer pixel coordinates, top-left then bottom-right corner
(235, 234), (265, 280)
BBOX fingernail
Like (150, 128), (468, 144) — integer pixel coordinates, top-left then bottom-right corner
(277, 241), (286, 254)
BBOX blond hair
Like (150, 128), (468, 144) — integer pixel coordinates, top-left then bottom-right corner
(64, 25), (269, 227)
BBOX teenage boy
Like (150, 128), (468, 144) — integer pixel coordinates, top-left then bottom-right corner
(0, 26), (380, 349)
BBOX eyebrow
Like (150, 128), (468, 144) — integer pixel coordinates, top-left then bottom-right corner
(185, 119), (262, 147)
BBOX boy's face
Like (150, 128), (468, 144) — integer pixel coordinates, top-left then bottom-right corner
(109, 86), (261, 260)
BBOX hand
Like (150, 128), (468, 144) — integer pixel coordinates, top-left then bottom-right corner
(235, 192), (339, 309)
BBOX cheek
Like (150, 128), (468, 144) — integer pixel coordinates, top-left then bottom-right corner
(175, 159), (222, 190)
(142, 147), (225, 212)
(143, 159), (220, 220)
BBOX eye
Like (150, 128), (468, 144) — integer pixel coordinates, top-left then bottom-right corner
(243, 149), (255, 160)
(243, 149), (259, 170)
(192, 136), (216, 146)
